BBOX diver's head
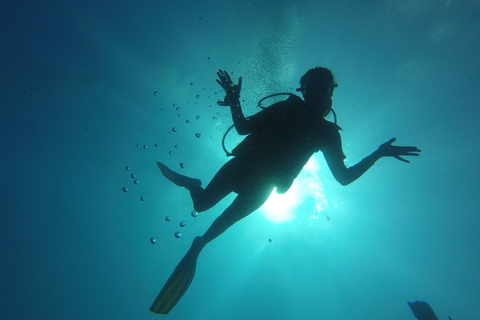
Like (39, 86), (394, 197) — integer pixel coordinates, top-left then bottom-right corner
(297, 67), (337, 117)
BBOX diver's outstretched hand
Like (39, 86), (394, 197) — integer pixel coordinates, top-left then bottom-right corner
(216, 69), (242, 106)
(376, 138), (421, 163)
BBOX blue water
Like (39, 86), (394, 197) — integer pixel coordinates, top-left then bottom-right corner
(1, 0), (479, 319)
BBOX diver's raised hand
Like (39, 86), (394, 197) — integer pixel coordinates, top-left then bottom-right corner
(376, 138), (421, 163)
(216, 69), (242, 106)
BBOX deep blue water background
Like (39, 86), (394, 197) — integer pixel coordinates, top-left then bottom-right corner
(1, 0), (479, 319)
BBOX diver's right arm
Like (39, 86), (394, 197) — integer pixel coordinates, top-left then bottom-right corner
(216, 69), (252, 135)
(228, 100), (251, 135)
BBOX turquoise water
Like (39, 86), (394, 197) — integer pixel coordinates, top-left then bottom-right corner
(1, 0), (479, 319)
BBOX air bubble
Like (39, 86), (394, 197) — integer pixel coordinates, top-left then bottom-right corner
(123, 187), (129, 192)
(268, 238), (272, 242)
(126, 166), (130, 170)
(175, 231), (182, 238)
(134, 179), (140, 185)
(180, 221), (186, 227)
(169, 151), (173, 155)
(165, 216), (171, 222)
(190, 82), (194, 86)
(186, 120), (190, 123)
(195, 133), (201, 138)
(150, 237), (157, 244)
(154, 91), (159, 96)
(143, 145), (148, 149)
(172, 127), (177, 132)
(140, 196), (146, 201)
(180, 163), (185, 169)
(131, 174), (136, 179)
(155, 143), (159, 147)
(196, 95), (200, 99)
(196, 115), (200, 120)
(191, 211), (198, 217)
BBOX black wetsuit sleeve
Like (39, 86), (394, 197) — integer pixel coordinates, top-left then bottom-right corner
(323, 130), (380, 186)
(321, 128), (346, 161)
(229, 100), (251, 135)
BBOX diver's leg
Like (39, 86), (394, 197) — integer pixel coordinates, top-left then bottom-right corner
(189, 159), (241, 212)
(151, 183), (272, 314)
(199, 186), (273, 245)
(157, 159), (247, 213)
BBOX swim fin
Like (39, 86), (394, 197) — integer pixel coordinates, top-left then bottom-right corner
(150, 237), (204, 314)
(408, 301), (439, 320)
(156, 161), (202, 189)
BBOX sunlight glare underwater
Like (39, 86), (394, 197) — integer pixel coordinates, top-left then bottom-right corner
(259, 156), (328, 224)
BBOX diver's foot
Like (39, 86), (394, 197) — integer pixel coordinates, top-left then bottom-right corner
(156, 161), (202, 189)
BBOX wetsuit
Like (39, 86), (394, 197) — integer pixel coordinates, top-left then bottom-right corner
(228, 94), (346, 194)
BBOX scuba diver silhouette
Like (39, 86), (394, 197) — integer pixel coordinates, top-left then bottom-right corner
(150, 67), (421, 314)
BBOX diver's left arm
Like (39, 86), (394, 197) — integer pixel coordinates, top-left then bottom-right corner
(324, 137), (421, 186)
